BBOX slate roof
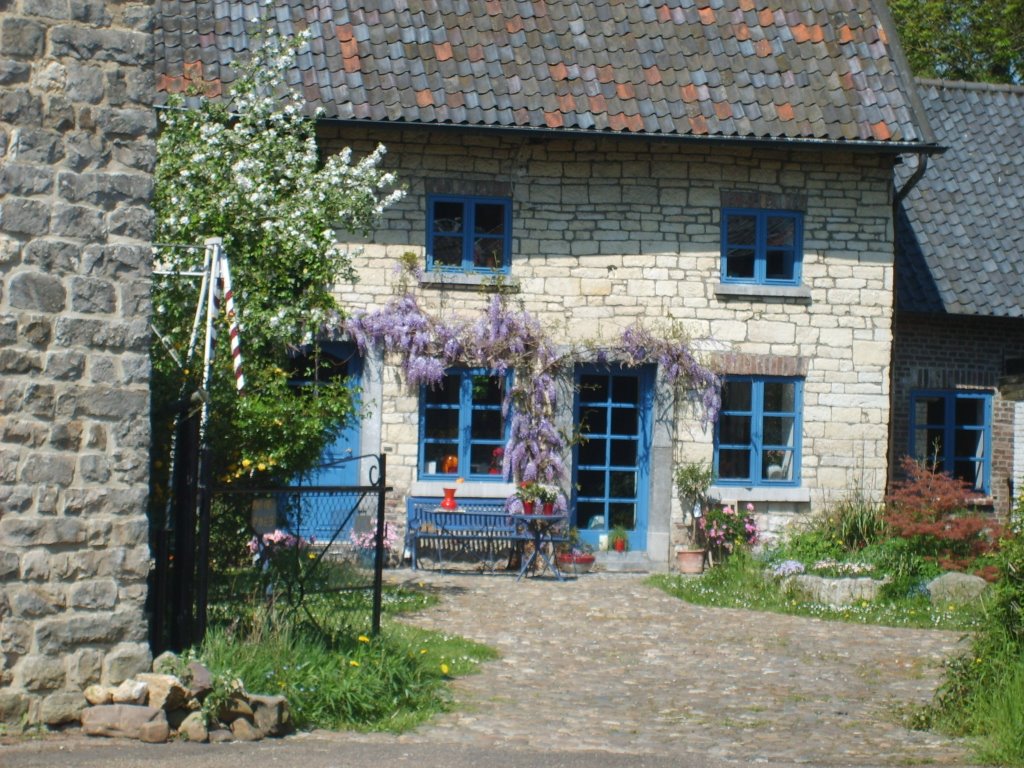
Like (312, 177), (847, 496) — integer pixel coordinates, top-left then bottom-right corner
(895, 80), (1024, 318)
(155, 0), (936, 149)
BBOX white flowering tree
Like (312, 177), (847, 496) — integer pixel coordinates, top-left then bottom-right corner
(151, 31), (403, 505)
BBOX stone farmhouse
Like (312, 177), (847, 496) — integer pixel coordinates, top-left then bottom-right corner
(156, 0), (943, 564)
(892, 79), (1024, 518)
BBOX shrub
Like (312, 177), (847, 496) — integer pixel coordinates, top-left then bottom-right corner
(824, 491), (887, 550)
(885, 456), (1002, 573)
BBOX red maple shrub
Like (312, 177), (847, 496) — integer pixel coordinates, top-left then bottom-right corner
(884, 456), (1002, 575)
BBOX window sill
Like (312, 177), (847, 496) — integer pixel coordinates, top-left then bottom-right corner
(714, 283), (811, 303)
(419, 272), (519, 292)
(410, 480), (516, 499)
(708, 485), (811, 503)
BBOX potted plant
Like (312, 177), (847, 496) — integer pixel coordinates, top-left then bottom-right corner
(608, 524), (629, 553)
(700, 503), (758, 564)
(674, 460), (715, 573)
(511, 481), (543, 514)
(536, 484), (560, 515)
(556, 528), (596, 573)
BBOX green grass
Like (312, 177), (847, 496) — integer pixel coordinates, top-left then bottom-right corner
(199, 576), (497, 732)
(648, 550), (980, 632)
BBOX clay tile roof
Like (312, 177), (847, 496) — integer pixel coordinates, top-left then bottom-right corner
(896, 80), (1024, 318)
(156, 0), (935, 149)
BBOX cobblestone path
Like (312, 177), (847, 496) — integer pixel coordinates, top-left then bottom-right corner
(375, 570), (973, 765)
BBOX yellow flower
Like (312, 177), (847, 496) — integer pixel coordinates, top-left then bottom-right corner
(349, 660), (360, 667)
(257, 462), (267, 471)
(358, 635), (370, 643)
(241, 458), (252, 468)
(440, 663), (450, 675)
(420, 649), (428, 655)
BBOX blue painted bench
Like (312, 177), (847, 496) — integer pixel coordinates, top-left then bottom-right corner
(407, 501), (567, 573)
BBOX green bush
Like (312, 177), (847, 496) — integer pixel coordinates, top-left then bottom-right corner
(858, 537), (941, 599)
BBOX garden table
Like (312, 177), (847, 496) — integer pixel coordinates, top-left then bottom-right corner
(510, 512), (569, 581)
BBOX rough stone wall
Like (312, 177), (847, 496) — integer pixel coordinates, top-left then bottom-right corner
(1, 0), (155, 725)
(891, 313), (1024, 518)
(320, 125), (896, 556)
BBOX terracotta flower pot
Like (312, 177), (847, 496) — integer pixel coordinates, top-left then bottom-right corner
(676, 548), (705, 574)
(613, 538), (626, 553)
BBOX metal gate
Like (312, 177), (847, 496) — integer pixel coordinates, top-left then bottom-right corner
(152, 445), (390, 653)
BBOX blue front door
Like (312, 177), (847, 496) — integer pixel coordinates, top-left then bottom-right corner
(288, 342), (363, 540)
(572, 365), (653, 552)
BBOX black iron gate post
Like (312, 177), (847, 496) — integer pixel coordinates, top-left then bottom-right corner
(372, 453), (386, 635)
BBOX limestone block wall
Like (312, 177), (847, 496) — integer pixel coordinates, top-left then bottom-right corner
(0, 0), (155, 724)
(891, 313), (1024, 518)
(320, 125), (896, 555)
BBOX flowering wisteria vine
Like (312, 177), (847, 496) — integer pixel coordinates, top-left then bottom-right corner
(347, 281), (720, 510)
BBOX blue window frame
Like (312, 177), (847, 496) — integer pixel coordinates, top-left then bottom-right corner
(721, 208), (803, 285)
(715, 376), (802, 486)
(420, 369), (508, 480)
(909, 390), (992, 494)
(427, 195), (511, 273)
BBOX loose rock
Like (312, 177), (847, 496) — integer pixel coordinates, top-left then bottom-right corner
(81, 704), (166, 740)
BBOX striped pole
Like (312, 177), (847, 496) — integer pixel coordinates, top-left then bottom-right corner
(217, 251), (245, 394)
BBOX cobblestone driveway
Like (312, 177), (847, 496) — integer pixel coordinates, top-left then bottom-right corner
(375, 570), (973, 765)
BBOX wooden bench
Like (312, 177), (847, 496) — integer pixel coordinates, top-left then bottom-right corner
(407, 502), (567, 573)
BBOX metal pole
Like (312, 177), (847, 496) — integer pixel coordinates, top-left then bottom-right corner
(371, 453), (386, 636)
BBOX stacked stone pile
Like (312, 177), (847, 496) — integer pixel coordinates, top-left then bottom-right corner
(78, 654), (292, 743)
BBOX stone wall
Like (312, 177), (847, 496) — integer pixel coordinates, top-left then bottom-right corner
(1, 0), (155, 725)
(891, 313), (1024, 517)
(319, 125), (897, 558)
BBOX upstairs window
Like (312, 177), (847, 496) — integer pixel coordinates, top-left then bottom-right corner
(910, 390), (992, 494)
(421, 369), (508, 479)
(721, 208), (803, 285)
(715, 376), (802, 486)
(427, 195), (511, 273)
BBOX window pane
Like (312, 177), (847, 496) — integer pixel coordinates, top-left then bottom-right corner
(762, 449), (793, 481)
(954, 428), (984, 458)
(579, 406), (607, 435)
(765, 249), (792, 280)
(915, 395), (945, 426)
(610, 439), (637, 466)
(579, 375), (609, 402)
(474, 203), (505, 234)
(470, 443), (501, 475)
(719, 414), (751, 445)
(609, 503), (635, 530)
(725, 214), (756, 245)
(722, 379), (752, 410)
(473, 238), (503, 269)
(718, 448), (750, 480)
(766, 215), (795, 245)
(424, 409), (458, 439)
(954, 460), (985, 492)
(471, 410), (502, 440)
(955, 397), (985, 426)
(915, 427), (945, 464)
(424, 443), (459, 472)
(432, 202), (463, 232)
(433, 236), (462, 267)
(578, 437), (605, 465)
(611, 407), (638, 436)
(612, 376), (639, 403)
(577, 470), (606, 497)
(763, 416), (795, 447)
(725, 248), (755, 279)
(609, 471), (636, 499)
(576, 502), (605, 530)
(763, 381), (796, 412)
(471, 375), (503, 405)
(424, 375), (460, 405)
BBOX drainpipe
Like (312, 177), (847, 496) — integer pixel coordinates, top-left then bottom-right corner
(895, 152), (928, 206)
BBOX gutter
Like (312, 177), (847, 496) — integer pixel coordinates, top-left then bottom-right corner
(895, 153), (929, 205)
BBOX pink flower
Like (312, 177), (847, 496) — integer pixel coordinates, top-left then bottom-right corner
(746, 503), (755, 512)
